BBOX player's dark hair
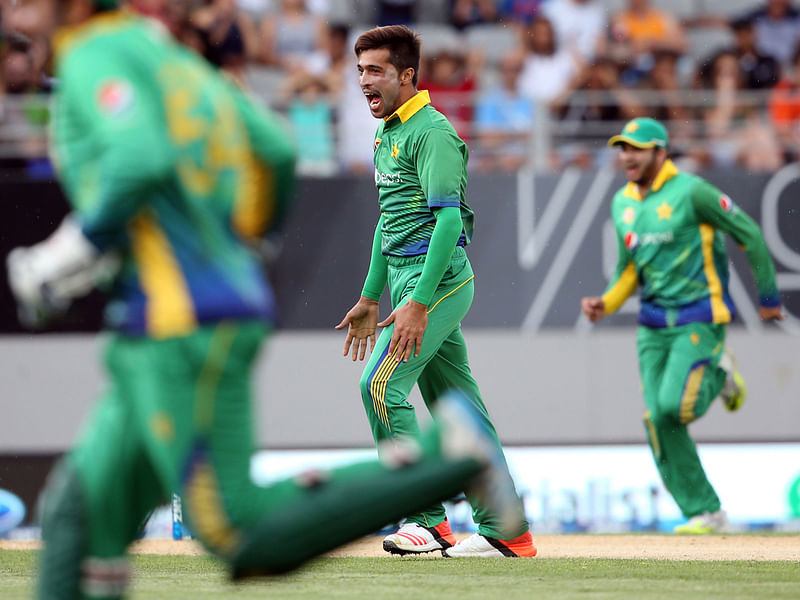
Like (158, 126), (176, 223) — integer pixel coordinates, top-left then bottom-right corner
(354, 25), (421, 86)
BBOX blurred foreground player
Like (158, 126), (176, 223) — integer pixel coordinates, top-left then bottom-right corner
(6, 2), (523, 597)
(581, 118), (783, 534)
(336, 25), (535, 558)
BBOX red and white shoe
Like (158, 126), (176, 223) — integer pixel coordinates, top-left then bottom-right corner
(382, 520), (457, 555)
(443, 531), (537, 558)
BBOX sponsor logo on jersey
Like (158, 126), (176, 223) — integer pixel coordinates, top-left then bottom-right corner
(375, 169), (404, 185)
(97, 79), (135, 116)
(625, 230), (674, 251)
(622, 207), (636, 224)
(719, 194), (734, 212)
(374, 137), (382, 151)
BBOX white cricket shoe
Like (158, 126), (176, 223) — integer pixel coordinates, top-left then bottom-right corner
(382, 520), (456, 555)
(443, 531), (537, 558)
(674, 510), (730, 534)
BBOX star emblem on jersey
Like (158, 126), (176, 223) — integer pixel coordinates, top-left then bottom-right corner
(391, 142), (400, 160)
(623, 207), (636, 224)
(656, 201), (674, 220)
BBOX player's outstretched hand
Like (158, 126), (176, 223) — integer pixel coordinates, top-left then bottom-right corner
(336, 297), (379, 361)
(378, 299), (427, 363)
(759, 305), (786, 321)
(581, 296), (606, 322)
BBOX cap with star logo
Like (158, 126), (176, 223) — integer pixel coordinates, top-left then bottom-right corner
(608, 117), (668, 149)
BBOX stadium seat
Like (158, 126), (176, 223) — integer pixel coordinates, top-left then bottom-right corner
(598, 0), (704, 21)
(327, 0), (377, 26)
(702, 0), (763, 19)
(245, 66), (287, 106)
(416, 0), (450, 24)
(650, 0), (699, 20)
(464, 24), (520, 65)
(414, 23), (462, 57)
(686, 26), (735, 62)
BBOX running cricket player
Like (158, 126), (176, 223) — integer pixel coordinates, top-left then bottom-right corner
(5, 3), (523, 597)
(336, 25), (536, 558)
(581, 117), (784, 534)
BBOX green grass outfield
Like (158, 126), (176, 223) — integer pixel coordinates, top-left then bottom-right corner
(3, 549), (800, 600)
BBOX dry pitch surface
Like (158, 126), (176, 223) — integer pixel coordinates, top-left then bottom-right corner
(3, 534), (798, 561)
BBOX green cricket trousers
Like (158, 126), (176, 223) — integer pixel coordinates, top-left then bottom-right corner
(638, 322), (728, 519)
(37, 320), (485, 600)
(359, 247), (528, 539)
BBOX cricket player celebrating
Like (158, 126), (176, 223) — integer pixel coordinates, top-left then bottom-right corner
(582, 118), (784, 534)
(336, 25), (535, 558)
(6, 2), (525, 597)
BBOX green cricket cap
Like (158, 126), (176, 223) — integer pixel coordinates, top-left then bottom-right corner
(608, 117), (668, 149)
(92, 0), (120, 9)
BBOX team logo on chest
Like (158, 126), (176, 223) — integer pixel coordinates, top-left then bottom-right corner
(391, 142), (400, 161)
(622, 207), (636, 224)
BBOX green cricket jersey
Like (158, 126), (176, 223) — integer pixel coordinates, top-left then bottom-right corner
(603, 160), (780, 328)
(372, 90), (474, 256)
(51, 11), (296, 338)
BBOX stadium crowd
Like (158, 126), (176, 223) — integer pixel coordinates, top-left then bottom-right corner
(3, 0), (800, 174)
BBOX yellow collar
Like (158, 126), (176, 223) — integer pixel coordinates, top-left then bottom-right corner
(385, 90), (430, 124)
(53, 10), (133, 62)
(622, 159), (679, 201)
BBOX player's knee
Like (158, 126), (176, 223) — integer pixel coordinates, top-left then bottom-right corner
(647, 407), (675, 429)
(358, 371), (377, 413)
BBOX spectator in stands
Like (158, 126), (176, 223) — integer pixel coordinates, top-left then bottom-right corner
(608, 0), (687, 82)
(260, 0), (327, 72)
(497, 0), (545, 27)
(451, 0), (497, 30)
(644, 49), (694, 151)
(2, 45), (39, 95)
(335, 28), (379, 173)
(472, 50), (534, 172)
(558, 56), (642, 124)
(188, 0), (260, 85)
(554, 56), (642, 167)
(541, 0), (605, 62)
(769, 43), (800, 160)
(319, 23), (351, 98)
(737, 0), (800, 67)
(284, 74), (337, 176)
(0, 0), (54, 38)
(697, 50), (783, 171)
(517, 15), (582, 106)
(727, 17), (780, 90)
(0, 32), (50, 94)
(377, 0), (416, 26)
(418, 43), (480, 141)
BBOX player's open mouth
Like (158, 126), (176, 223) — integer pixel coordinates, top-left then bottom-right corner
(364, 91), (382, 110)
